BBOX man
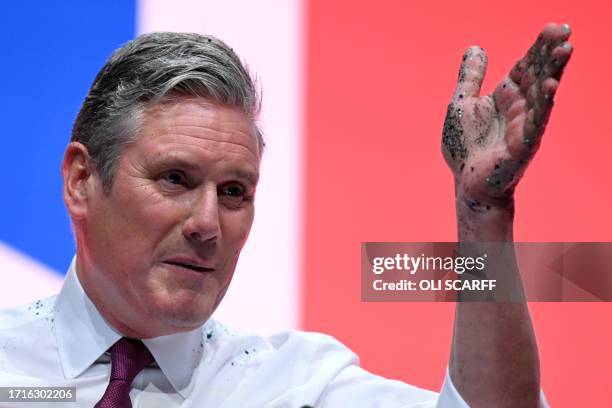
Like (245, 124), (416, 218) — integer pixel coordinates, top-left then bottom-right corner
(0, 23), (572, 407)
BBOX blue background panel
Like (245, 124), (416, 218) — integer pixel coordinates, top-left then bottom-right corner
(0, 2), (135, 274)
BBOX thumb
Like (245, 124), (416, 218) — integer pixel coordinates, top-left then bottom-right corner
(453, 46), (488, 100)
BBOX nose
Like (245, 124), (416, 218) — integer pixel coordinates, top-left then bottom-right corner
(182, 186), (221, 244)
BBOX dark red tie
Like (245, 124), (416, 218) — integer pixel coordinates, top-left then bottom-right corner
(95, 338), (154, 408)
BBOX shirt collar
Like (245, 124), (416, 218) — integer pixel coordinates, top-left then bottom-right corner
(53, 256), (205, 398)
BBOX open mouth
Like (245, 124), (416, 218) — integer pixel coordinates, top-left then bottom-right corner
(164, 261), (213, 273)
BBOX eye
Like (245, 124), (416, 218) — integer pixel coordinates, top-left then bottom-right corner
(160, 171), (187, 187)
(221, 183), (245, 198)
(219, 182), (249, 207)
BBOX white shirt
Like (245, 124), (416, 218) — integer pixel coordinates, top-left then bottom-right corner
(0, 259), (547, 407)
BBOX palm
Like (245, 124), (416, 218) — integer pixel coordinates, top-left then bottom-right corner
(442, 23), (573, 209)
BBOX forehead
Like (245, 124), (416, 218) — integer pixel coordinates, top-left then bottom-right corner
(132, 97), (261, 168)
(145, 98), (258, 145)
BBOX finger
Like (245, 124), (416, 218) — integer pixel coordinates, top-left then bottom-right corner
(544, 42), (573, 80)
(507, 98), (527, 123)
(524, 71), (561, 124)
(515, 78), (558, 155)
(540, 77), (560, 99)
(532, 77), (559, 127)
(510, 23), (571, 84)
(453, 46), (488, 100)
(506, 107), (546, 160)
(509, 26), (550, 83)
(492, 78), (522, 115)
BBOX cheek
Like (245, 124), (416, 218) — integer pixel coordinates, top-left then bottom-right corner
(115, 187), (184, 247)
(89, 188), (184, 280)
(222, 208), (255, 251)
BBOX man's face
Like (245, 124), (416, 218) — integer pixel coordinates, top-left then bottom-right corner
(78, 98), (260, 336)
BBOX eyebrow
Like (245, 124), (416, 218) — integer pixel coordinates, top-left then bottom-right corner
(149, 154), (201, 172)
(228, 169), (259, 186)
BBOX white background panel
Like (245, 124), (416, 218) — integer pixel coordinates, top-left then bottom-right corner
(138, 0), (303, 334)
(0, 242), (63, 309)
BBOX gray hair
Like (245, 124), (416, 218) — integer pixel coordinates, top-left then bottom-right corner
(71, 32), (263, 193)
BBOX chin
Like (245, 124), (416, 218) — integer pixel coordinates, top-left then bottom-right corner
(146, 292), (213, 330)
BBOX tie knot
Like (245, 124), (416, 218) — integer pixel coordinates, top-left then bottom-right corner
(109, 338), (154, 383)
(95, 338), (154, 408)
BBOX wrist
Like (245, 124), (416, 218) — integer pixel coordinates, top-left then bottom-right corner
(455, 189), (515, 242)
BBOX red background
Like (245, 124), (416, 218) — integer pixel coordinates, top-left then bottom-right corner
(303, 0), (612, 406)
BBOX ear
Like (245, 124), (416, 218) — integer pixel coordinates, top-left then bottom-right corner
(62, 142), (98, 221)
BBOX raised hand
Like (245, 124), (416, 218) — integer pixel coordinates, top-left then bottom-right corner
(442, 23), (573, 211)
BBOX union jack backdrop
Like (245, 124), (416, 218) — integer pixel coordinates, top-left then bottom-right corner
(1, 1), (610, 406)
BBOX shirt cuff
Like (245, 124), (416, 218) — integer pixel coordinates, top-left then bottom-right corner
(436, 367), (469, 408)
(436, 367), (551, 408)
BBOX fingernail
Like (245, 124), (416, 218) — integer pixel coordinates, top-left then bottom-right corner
(562, 23), (570, 33)
(562, 42), (572, 49)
